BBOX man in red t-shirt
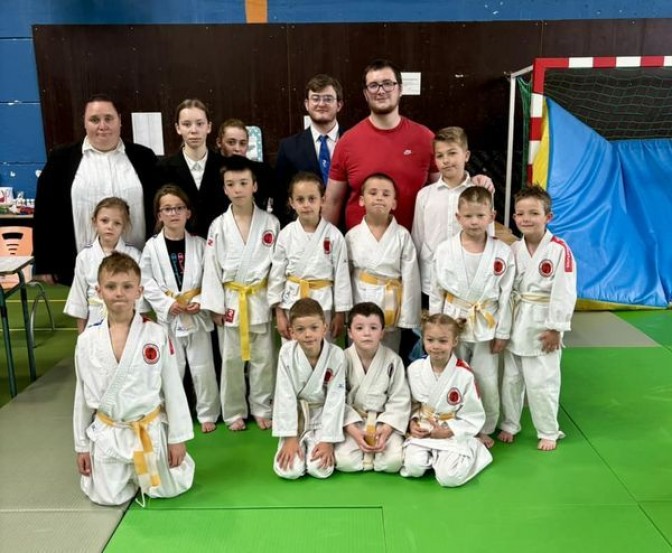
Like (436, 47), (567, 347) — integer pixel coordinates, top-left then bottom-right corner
(324, 59), (439, 231)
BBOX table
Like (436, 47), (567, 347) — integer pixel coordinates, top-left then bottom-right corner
(0, 256), (37, 397)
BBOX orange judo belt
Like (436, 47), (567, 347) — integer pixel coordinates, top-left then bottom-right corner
(96, 406), (162, 493)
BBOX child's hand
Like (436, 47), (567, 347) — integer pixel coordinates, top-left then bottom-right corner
(169, 301), (184, 316)
(330, 312), (345, 339)
(345, 423), (375, 453)
(429, 421), (453, 440)
(373, 423), (394, 452)
(275, 308), (291, 340)
(409, 419), (430, 439)
(311, 442), (335, 469)
(472, 174), (495, 194)
(540, 330), (561, 353)
(76, 452), (92, 476)
(491, 338), (508, 354)
(211, 312), (225, 326)
(185, 302), (201, 314)
(277, 437), (303, 470)
(168, 442), (187, 468)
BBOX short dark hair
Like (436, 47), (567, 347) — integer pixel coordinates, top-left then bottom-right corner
(433, 126), (468, 151)
(289, 298), (325, 324)
(458, 186), (493, 209)
(362, 59), (403, 89)
(347, 302), (385, 329)
(515, 185), (552, 214)
(305, 74), (344, 102)
(220, 155), (257, 181)
(83, 94), (120, 116)
(98, 251), (141, 282)
(361, 172), (398, 198)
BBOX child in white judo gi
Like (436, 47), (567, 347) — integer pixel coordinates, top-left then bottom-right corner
(430, 186), (514, 447)
(140, 185), (221, 433)
(65, 197), (142, 333)
(268, 171), (352, 341)
(412, 127), (494, 308)
(201, 156), (280, 431)
(498, 185), (577, 451)
(73, 252), (195, 506)
(335, 302), (410, 473)
(273, 298), (346, 480)
(401, 314), (492, 487)
(345, 173), (420, 354)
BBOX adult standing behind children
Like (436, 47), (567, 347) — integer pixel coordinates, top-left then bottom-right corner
(159, 99), (225, 238)
(275, 74), (344, 226)
(34, 94), (160, 285)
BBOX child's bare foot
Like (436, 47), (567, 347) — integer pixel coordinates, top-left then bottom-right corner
(497, 430), (514, 443)
(227, 418), (246, 431)
(201, 422), (217, 433)
(478, 433), (495, 448)
(538, 438), (557, 451)
(254, 416), (272, 430)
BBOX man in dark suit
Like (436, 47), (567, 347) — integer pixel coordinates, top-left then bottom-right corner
(275, 74), (344, 226)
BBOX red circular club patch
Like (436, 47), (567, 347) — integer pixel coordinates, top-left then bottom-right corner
(143, 344), (160, 364)
(447, 387), (461, 405)
(539, 259), (554, 277)
(493, 257), (505, 276)
(262, 230), (275, 247)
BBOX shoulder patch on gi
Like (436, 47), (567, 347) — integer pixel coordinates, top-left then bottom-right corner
(143, 343), (160, 364)
(262, 229), (275, 247)
(539, 259), (554, 278)
(456, 358), (473, 373)
(447, 387), (462, 405)
(551, 236), (574, 272)
(493, 257), (506, 276)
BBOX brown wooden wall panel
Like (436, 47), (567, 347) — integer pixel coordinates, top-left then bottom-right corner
(33, 19), (672, 215)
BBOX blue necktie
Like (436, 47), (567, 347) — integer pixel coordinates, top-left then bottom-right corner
(318, 135), (330, 185)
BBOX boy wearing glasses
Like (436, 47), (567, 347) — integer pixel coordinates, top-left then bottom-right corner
(276, 74), (345, 226)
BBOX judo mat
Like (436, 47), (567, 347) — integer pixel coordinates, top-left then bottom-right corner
(616, 310), (672, 349)
(1, 311), (671, 552)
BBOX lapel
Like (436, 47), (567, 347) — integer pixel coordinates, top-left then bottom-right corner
(299, 129), (320, 175)
(154, 232), (180, 292)
(428, 354), (458, 407)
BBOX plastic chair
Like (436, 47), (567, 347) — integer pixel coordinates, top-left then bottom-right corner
(0, 226), (55, 344)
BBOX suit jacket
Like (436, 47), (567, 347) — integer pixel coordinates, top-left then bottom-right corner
(33, 140), (160, 285)
(275, 126), (344, 226)
(159, 149), (227, 238)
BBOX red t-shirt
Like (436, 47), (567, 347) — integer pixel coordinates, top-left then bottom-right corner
(329, 117), (436, 230)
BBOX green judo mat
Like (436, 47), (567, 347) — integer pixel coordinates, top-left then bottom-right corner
(617, 310), (672, 349)
(105, 347), (672, 552)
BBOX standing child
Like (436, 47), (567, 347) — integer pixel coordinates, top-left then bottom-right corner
(73, 252), (194, 506)
(201, 156), (280, 431)
(65, 197), (142, 333)
(412, 127), (494, 307)
(335, 302), (410, 473)
(273, 298), (346, 480)
(140, 185), (221, 433)
(268, 171), (351, 341)
(498, 186), (577, 451)
(346, 173), (420, 353)
(401, 314), (492, 487)
(430, 186), (514, 447)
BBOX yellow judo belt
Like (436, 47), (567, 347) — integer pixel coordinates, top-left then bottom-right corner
(444, 292), (496, 329)
(224, 279), (268, 361)
(165, 287), (201, 307)
(511, 291), (550, 318)
(419, 404), (455, 423)
(286, 275), (332, 299)
(357, 271), (402, 327)
(96, 406), (162, 493)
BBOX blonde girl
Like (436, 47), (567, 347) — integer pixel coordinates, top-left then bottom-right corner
(268, 171), (352, 341)
(140, 185), (221, 433)
(65, 197), (141, 333)
(401, 314), (492, 487)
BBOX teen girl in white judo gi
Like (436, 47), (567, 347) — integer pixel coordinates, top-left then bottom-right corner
(140, 185), (221, 433)
(201, 156), (280, 431)
(345, 173), (420, 354)
(65, 196), (142, 333)
(401, 314), (492, 487)
(268, 171), (352, 342)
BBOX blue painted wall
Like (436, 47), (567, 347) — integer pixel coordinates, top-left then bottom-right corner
(1, 0), (671, 197)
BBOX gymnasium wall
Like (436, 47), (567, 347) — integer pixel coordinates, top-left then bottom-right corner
(1, 0), (671, 199)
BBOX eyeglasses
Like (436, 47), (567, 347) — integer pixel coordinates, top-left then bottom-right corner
(308, 94), (337, 105)
(365, 81), (398, 93)
(159, 206), (187, 215)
